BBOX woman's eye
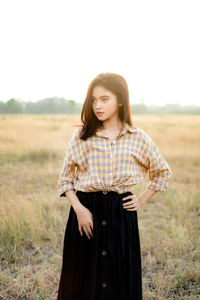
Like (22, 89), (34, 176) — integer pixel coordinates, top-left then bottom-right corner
(91, 98), (108, 102)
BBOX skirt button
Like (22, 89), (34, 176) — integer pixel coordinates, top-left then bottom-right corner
(102, 220), (107, 225)
(103, 190), (107, 194)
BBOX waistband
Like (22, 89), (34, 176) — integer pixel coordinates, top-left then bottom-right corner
(76, 189), (132, 197)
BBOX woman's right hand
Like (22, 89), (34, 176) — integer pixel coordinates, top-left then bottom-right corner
(75, 205), (94, 239)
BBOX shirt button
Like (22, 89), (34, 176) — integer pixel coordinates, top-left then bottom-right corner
(110, 155), (113, 158)
(102, 282), (107, 288)
(102, 220), (107, 225)
(109, 173), (112, 176)
(101, 250), (107, 256)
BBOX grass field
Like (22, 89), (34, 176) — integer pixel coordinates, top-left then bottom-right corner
(0, 114), (199, 300)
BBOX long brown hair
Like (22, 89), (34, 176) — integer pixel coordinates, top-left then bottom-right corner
(77, 72), (134, 140)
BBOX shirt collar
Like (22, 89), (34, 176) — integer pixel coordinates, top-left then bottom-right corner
(95, 122), (136, 137)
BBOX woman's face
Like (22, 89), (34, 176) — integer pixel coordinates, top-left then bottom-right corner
(91, 85), (120, 123)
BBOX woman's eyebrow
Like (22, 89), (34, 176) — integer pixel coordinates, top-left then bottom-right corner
(91, 95), (110, 99)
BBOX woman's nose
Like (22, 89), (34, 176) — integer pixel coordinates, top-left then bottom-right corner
(95, 101), (102, 108)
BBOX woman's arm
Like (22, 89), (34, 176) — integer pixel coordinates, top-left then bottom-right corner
(123, 188), (158, 211)
(65, 190), (94, 239)
(57, 129), (80, 197)
(64, 190), (84, 213)
(138, 188), (158, 206)
(139, 128), (172, 192)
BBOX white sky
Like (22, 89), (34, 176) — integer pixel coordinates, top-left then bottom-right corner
(0, 0), (199, 106)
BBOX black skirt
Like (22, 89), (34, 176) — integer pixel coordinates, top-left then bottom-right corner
(57, 190), (142, 300)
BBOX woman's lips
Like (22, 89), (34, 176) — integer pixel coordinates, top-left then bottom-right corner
(96, 112), (104, 116)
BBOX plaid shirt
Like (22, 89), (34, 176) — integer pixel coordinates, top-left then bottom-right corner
(57, 122), (172, 196)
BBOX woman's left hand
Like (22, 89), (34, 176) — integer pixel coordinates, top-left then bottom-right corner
(122, 191), (144, 211)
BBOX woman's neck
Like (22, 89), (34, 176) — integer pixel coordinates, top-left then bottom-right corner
(100, 120), (124, 132)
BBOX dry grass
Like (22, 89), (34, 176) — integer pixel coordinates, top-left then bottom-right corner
(0, 114), (199, 299)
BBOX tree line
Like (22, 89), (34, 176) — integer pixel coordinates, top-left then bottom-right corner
(0, 97), (200, 114)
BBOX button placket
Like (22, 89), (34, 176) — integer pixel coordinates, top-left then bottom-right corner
(100, 246), (109, 289)
(108, 139), (115, 185)
(100, 198), (110, 292)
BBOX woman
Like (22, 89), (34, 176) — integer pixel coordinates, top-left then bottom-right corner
(57, 72), (172, 300)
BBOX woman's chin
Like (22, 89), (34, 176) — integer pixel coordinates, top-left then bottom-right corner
(96, 115), (106, 119)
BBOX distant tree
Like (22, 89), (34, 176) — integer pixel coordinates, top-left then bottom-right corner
(0, 97), (199, 114)
(5, 98), (23, 113)
(131, 99), (149, 114)
(0, 101), (6, 113)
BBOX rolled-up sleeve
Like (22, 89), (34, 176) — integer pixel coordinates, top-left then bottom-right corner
(57, 130), (79, 197)
(141, 130), (172, 192)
